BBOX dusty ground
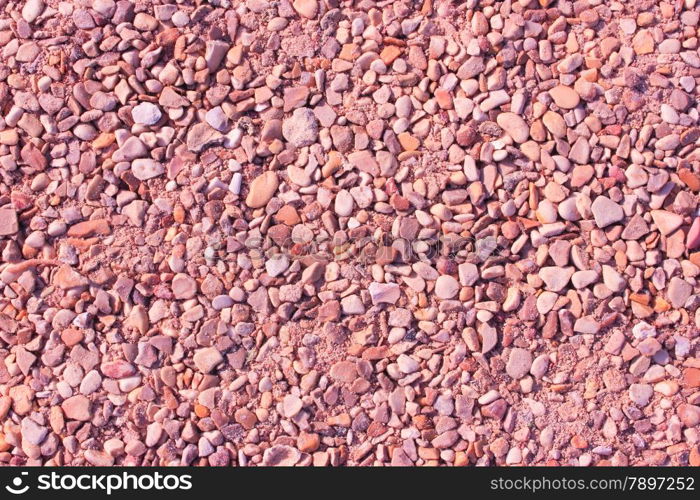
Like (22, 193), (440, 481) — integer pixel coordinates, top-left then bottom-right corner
(0, 0), (698, 466)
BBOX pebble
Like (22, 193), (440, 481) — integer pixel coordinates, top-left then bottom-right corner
(22, 0), (44, 23)
(650, 210), (684, 236)
(506, 348), (533, 379)
(549, 85), (580, 109)
(131, 102), (162, 125)
(193, 347), (223, 374)
(496, 112), (529, 143)
(282, 108), (319, 148)
(591, 196), (623, 228)
(0, 207), (19, 235)
(132, 159), (164, 180)
(539, 267), (574, 292)
(61, 395), (91, 421)
(435, 275), (460, 299)
(629, 384), (654, 406)
(245, 171), (279, 208)
(368, 282), (400, 304)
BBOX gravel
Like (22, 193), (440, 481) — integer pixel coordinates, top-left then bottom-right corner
(0, 0), (697, 469)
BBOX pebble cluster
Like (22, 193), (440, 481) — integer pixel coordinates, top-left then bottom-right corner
(0, 0), (699, 467)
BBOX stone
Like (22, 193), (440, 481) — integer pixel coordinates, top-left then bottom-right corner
(193, 347), (224, 373)
(54, 266), (88, 290)
(187, 122), (223, 152)
(506, 348), (533, 379)
(263, 445), (301, 466)
(496, 112), (529, 143)
(542, 111), (566, 138)
(549, 85), (580, 109)
(132, 159), (164, 180)
(397, 354), (420, 374)
(479, 323), (498, 354)
(282, 108), (319, 148)
(205, 107), (228, 132)
(621, 214), (649, 240)
(572, 270), (599, 289)
(0, 207), (19, 235)
(632, 30), (654, 55)
(591, 196), (623, 228)
(629, 384), (653, 406)
(172, 274), (197, 299)
(539, 266), (574, 292)
(558, 197), (580, 221)
(22, 0), (45, 23)
(650, 210), (684, 236)
(293, 0), (318, 18)
(573, 316), (600, 334)
(667, 277), (692, 308)
(265, 254), (289, 277)
(204, 41), (229, 72)
(330, 361), (358, 383)
(569, 137), (590, 164)
(678, 404), (700, 427)
(131, 102), (161, 125)
(282, 394), (304, 418)
(632, 321), (657, 339)
(435, 275), (460, 299)
(21, 418), (48, 445)
(530, 354), (549, 379)
(602, 265), (626, 293)
(687, 218), (700, 250)
(458, 263), (479, 286)
(368, 282), (400, 304)
(246, 171), (279, 208)
(339, 293), (366, 316)
(61, 395), (91, 421)
(334, 190), (354, 216)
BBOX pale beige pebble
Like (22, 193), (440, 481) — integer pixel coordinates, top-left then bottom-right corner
(131, 102), (162, 125)
(263, 445), (301, 466)
(282, 107), (319, 147)
(245, 171), (279, 208)
(172, 273), (197, 299)
(667, 276), (692, 308)
(542, 111), (566, 138)
(293, 0), (318, 18)
(590, 196), (623, 228)
(632, 29), (655, 55)
(549, 85), (580, 109)
(435, 275), (460, 299)
(84, 449), (115, 466)
(506, 348), (533, 379)
(496, 112), (529, 143)
(538, 267), (574, 292)
(650, 210), (684, 236)
(334, 189), (354, 216)
(193, 347), (224, 374)
(0, 207), (19, 235)
(131, 159), (164, 180)
(282, 394), (304, 418)
(22, 0), (45, 23)
(368, 282), (400, 304)
(572, 270), (599, 289)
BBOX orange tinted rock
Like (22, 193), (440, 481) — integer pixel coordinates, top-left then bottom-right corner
(380, 45), (401, 65)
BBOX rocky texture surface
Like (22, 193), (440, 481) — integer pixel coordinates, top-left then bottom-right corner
(0, 0), (698, 467)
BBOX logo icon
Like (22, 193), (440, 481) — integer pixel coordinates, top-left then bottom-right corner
(5, 472), (29, 495)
